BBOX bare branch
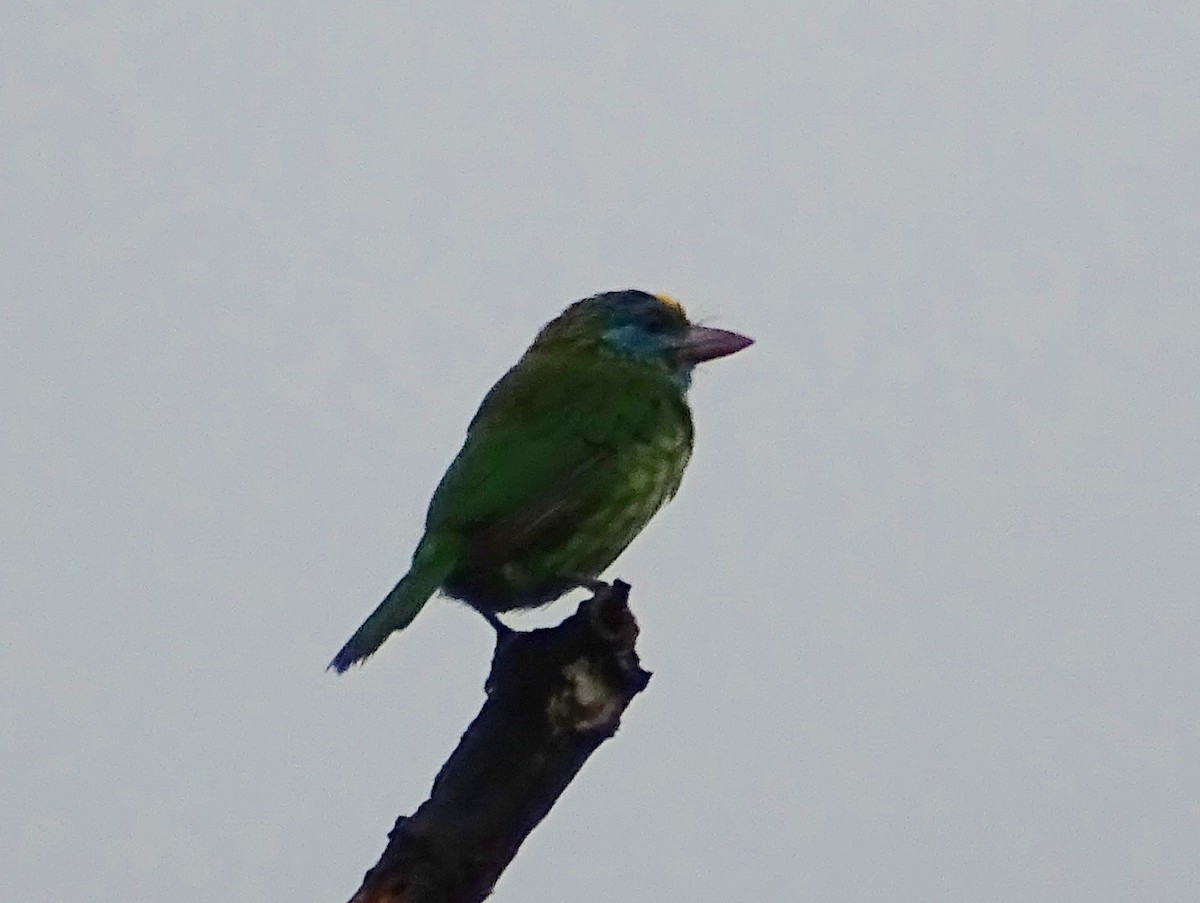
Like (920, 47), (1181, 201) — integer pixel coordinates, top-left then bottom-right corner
(342, 580), (651, 903)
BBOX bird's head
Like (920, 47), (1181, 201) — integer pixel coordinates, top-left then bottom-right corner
(532, 290), (753, 388)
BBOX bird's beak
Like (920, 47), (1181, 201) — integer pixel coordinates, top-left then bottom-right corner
(674, 325), (755, 363)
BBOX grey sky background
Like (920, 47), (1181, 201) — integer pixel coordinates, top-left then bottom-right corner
(3, 3), (1197, 901)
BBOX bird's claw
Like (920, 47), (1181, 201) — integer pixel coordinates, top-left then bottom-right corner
(482, 610), (513, 637)
(574, 577), (612, 596)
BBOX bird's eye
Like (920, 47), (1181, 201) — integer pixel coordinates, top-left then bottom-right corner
(643, 310), (675, 333)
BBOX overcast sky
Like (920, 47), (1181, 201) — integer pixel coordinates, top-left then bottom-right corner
(3, 3), (1198, 901)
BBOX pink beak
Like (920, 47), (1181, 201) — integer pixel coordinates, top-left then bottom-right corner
(675, 325), (755, 363)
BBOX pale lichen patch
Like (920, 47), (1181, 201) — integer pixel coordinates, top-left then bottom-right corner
(546, 658), (622, 733)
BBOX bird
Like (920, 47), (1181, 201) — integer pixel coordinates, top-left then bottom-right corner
(329, 289), (753, 672)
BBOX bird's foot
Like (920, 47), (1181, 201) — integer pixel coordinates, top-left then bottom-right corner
(481, 610), (513, 638)
(573, 577), (611, 596)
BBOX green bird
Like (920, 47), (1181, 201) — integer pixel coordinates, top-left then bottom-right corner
(330, 289), (752, 672)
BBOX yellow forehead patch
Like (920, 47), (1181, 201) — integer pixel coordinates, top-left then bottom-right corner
(653, 293), (686, 316)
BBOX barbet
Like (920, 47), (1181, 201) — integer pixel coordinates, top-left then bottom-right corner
(330, 290), (752, 672)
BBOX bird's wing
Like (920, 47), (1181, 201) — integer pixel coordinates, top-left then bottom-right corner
(424, 352), (680, 560)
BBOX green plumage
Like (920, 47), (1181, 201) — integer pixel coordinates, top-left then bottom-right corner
(330, 290), (751, 672)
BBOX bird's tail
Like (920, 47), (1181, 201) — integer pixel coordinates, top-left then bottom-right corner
(328, 540), (457, 673)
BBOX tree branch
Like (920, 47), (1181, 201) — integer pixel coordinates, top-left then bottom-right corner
(342, 580), (651, 903)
